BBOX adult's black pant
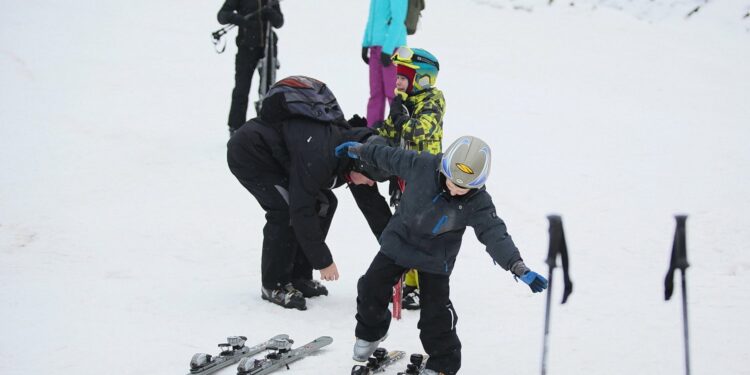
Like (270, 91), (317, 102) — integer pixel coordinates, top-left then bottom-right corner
(355, 253), (461, 374)
(349, 183), (392, 239)
(228, 143), (337, 289)
(228, 46), (264, 130)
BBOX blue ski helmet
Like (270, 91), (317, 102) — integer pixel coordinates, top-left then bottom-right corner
(392, 47), (439, 93)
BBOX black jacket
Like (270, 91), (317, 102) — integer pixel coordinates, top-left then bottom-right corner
(217, 0), (283, 48)
(228, 118), (374, 270)
(357, 143), (523, 275)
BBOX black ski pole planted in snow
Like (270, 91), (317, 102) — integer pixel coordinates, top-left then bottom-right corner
(664, 215), (691, 375)
(541, 215), (573, 375)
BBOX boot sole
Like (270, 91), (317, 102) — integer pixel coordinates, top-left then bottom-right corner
(261, 294), (307, 311)
(300, 290), (328, 298)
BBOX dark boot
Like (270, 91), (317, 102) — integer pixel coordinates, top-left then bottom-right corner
(292, 279), (329, 298)
(403, 285), (421, 310)
(261, 283), (306, 311)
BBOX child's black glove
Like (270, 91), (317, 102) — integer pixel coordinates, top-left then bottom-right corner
(361, 47), (369, 65)
(388, 95), (409, 132)
(389, 95), (404, 119)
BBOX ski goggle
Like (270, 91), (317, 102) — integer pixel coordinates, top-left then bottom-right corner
(391, 46), (439, 70)
(393, 46), (415, 62)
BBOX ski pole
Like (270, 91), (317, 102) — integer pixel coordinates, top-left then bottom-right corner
(541, 215), (573, 375)
(541, 249), (554, 375)
(540, 216), (559, 375)
(664, 215), (690, 375)
(255, 20), (277, 112)
(676, 216), (691, 375)
(212, 26), (232, 53)
(680, 267), (691, 375)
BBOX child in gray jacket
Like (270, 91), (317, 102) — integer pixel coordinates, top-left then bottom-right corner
(335, 135), (548, 375)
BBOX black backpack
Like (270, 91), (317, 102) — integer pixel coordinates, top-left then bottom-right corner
(259, 76), (347, 124)
(405, 0), (425, 35)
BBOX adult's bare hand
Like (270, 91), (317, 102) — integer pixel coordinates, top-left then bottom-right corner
(320, 262), (339, 281)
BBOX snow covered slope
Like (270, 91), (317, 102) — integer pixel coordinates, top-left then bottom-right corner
(1, 0), (749, 374)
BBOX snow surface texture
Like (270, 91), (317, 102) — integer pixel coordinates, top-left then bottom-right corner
(1, 0), (749, 374)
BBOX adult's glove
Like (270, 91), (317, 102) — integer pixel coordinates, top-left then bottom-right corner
(380, 52), (392, 67)
(260, 7), (283, 27)
(335, 141), (362, 159)
(231, 13), (248, 27)
(261, 7), (274, 18)
(361, 47), (369, 65)
(347, 114), (368, 128)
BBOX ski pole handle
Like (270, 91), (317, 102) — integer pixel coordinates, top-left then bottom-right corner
(212, 25), (233, 42)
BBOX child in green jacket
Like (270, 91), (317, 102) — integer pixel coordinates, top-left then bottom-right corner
(375, 46), (446, 310)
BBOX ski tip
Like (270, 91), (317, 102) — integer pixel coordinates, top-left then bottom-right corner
(315, 336), (334, 344)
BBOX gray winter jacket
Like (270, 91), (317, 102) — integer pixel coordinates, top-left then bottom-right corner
(357, 143), (523, 275)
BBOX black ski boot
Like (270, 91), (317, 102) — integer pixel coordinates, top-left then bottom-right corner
(397, 354), (432, 374)
(403, 285), (420, 310)
(292, 278), (329, 297)
(261, 283), (307, 310)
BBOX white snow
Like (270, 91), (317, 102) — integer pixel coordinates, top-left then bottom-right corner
(1, 0), (749, 374)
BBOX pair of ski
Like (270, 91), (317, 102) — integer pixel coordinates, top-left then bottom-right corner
(351, 348), (428, 375)
(187, 334), (332, 375)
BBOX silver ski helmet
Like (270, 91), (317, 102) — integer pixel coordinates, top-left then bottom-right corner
(440, 136), (491, 189)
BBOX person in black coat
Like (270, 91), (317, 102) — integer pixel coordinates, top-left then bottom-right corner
(227, 76), (392, 311)
(336, 135), (549, 375)
(218, 0), (284, 135)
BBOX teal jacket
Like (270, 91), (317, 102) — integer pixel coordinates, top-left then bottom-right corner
(362, 0), (408, 54)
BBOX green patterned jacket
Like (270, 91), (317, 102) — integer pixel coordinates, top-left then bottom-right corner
(375, 88), (445, 155)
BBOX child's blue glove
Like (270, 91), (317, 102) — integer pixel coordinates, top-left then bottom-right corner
(335, 141), (362, 159)
(519, 271), (548, 293)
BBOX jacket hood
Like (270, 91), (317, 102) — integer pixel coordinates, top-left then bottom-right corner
(260, 76), (346, 124)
